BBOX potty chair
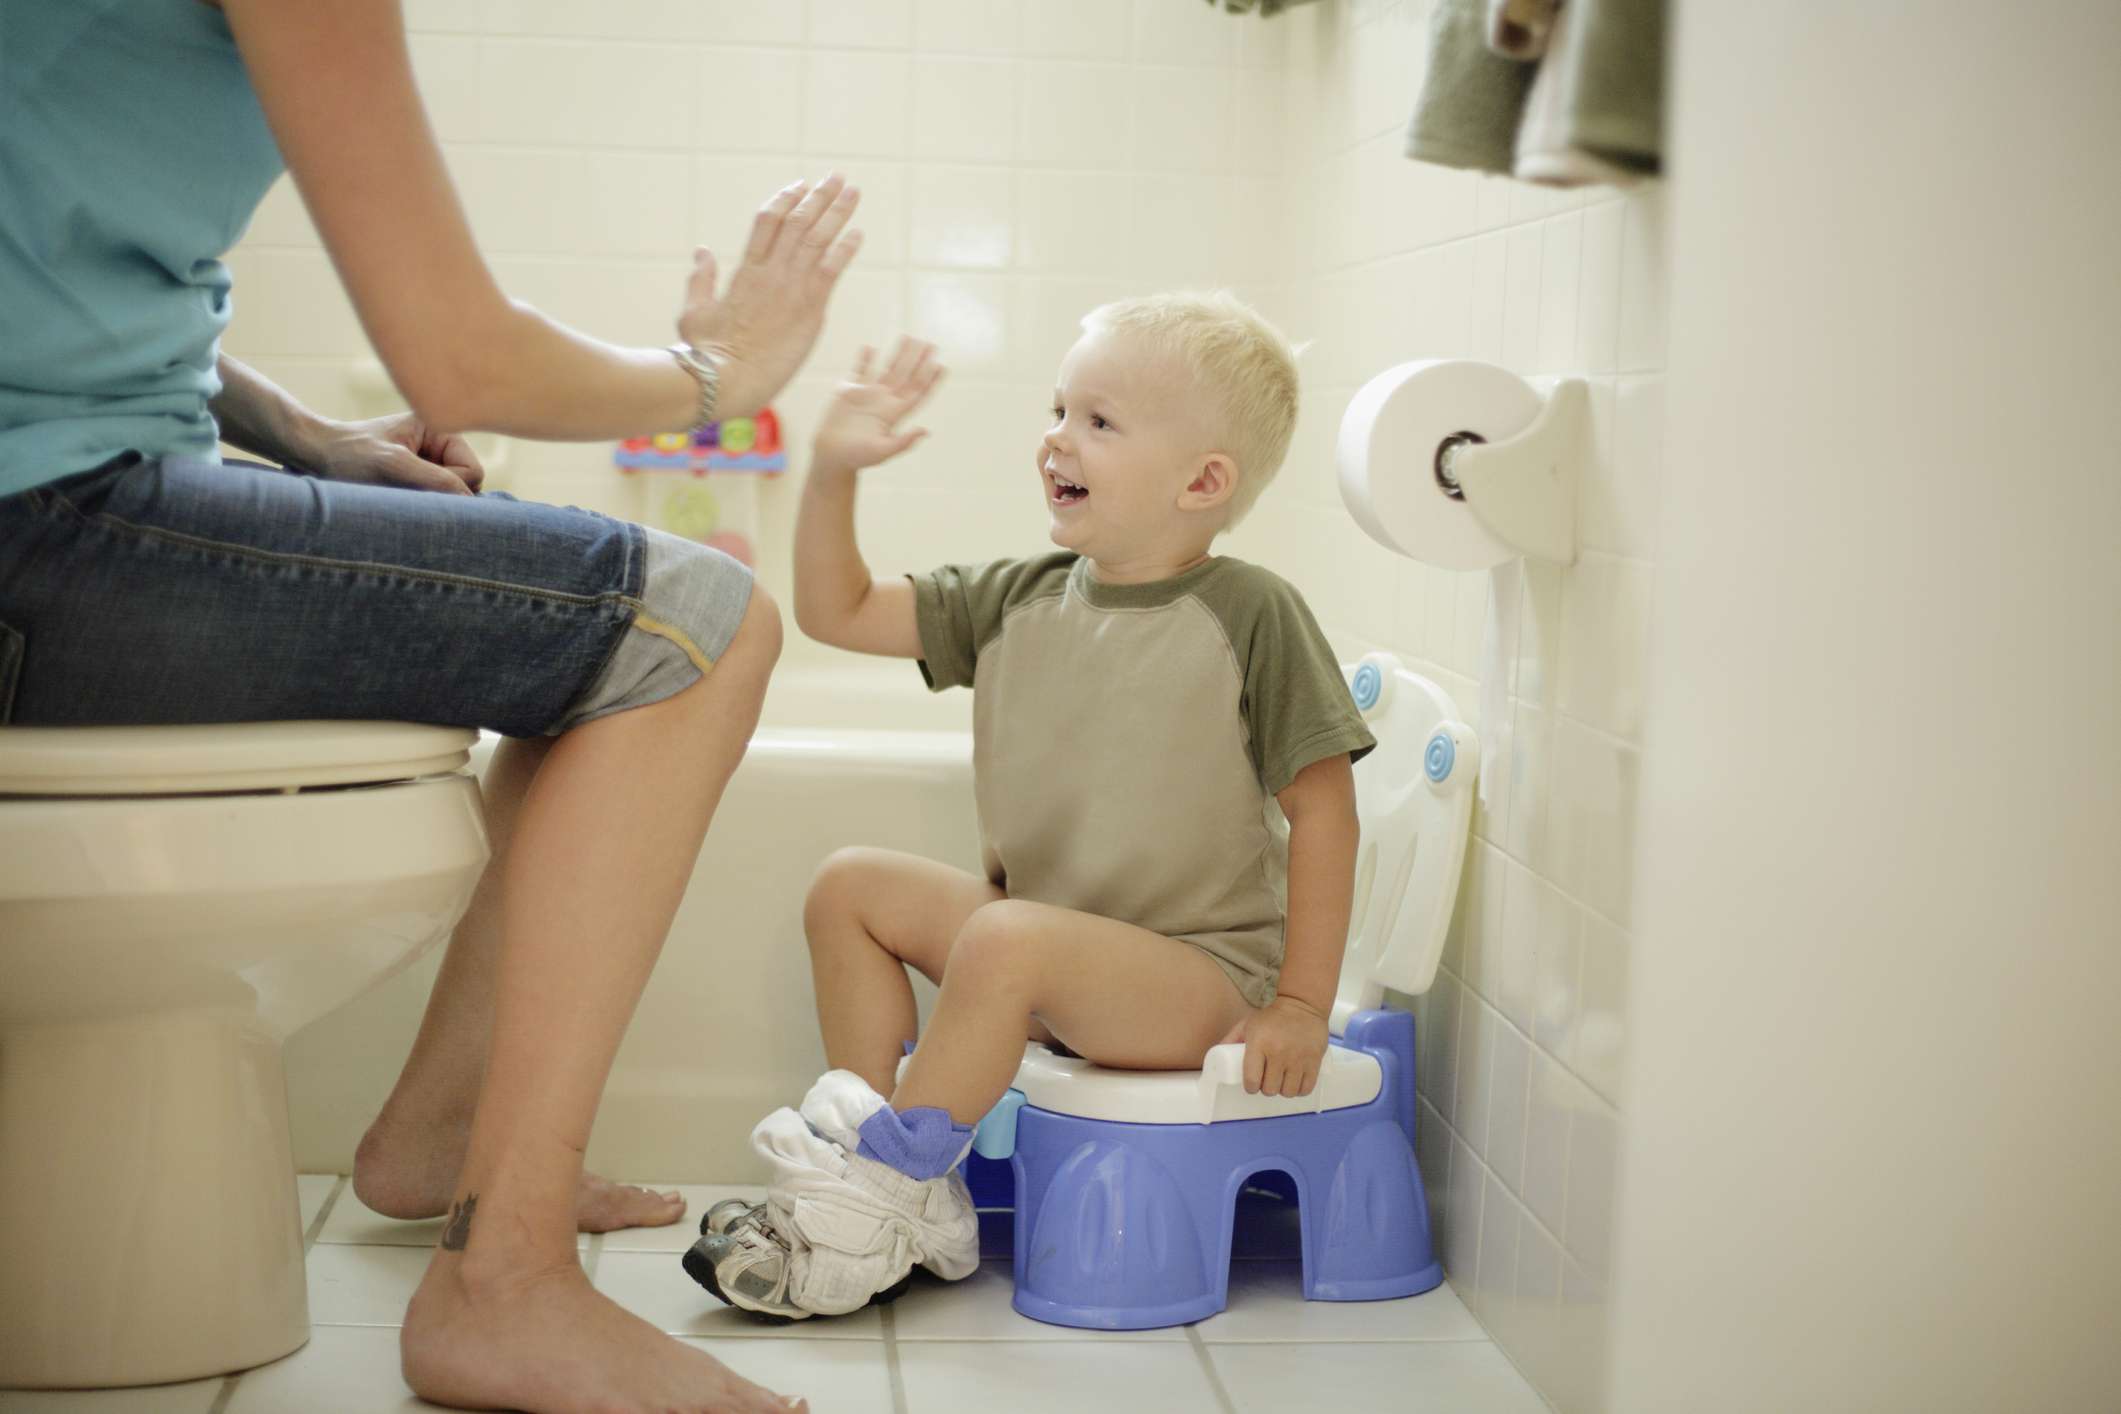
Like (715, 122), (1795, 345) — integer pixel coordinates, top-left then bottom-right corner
(978, 654), (1475, 1330)
(0, 721), (488, 1388)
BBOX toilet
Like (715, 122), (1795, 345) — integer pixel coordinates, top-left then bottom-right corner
(0, 721), (489, 1390)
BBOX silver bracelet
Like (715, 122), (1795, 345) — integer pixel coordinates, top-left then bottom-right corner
(667, 342), (721, 429)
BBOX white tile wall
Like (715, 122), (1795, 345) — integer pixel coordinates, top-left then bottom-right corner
(221, 4), (1664, 1408)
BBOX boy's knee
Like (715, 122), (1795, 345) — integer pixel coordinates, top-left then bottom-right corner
(947, 901), (1044, 993)
(805, 845), (879, 933)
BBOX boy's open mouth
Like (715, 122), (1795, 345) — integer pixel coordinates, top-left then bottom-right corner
(1048, 472), (1088, 505)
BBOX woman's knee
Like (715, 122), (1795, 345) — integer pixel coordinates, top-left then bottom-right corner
(719, 582), (783, 685)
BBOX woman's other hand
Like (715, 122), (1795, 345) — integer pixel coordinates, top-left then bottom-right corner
(678, 174), (863, 419)
(312, 413), (486, 495)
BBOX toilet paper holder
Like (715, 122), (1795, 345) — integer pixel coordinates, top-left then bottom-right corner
(1338, 361), (1586, 568)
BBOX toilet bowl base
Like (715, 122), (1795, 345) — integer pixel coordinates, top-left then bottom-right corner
(0, 1009), (312, 1388)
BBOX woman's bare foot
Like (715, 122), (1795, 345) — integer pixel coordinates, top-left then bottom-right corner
(403, 1253), (803, 1414)
(354, 1119), (686, 1233)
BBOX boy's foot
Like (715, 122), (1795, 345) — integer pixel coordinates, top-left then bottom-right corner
(701, 1196), (768, 1238)
(685, 1222), (810, 1322)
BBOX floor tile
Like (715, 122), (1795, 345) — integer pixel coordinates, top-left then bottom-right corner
(0, 1380), (224, 1414)
(1196, 1263), (1486, 1343)
(890, 1261), (1183, 1342)
(316, 1188), (588, 1251)
(592, 1251), (882, 1339)
(678, 1338), (894, 1414)
(1209, 1340), (1550, 1414)
(897, 1340), (1222, 1414)
(297, 1174), (341, 1236)
(221, 1326), (437, 1413)
(305, 1244), (433, 1327)
(599, 1185), (758, 1253)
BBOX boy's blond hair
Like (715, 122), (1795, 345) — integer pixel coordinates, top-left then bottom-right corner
(1080, 290), (1300, 528)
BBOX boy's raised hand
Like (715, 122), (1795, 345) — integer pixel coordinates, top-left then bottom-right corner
(813, 338), (945, 473)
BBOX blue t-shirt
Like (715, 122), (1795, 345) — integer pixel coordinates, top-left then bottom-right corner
(0, 1), (285, 498)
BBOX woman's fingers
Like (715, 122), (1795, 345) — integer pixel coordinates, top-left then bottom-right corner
(852, 346), (874, 381)
(800, 181), (861, 265)
(817, 226), (863, 283)
(744, 180), (806, 265)
(773, 172), (847, 265)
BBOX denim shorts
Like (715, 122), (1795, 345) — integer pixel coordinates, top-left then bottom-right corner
(0, 454), (754, 735)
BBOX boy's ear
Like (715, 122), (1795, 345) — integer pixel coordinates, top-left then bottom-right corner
(1179, 453), (1239, 512)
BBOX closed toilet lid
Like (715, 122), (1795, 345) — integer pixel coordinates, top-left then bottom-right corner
(0, 721), (478, 795)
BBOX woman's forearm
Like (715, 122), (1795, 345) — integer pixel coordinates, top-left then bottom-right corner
(209, 354), (334, 468)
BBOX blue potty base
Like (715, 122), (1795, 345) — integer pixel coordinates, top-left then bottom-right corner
(1001, 1009), (1440, 1330)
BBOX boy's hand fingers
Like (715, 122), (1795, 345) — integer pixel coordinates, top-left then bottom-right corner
(852, 346), (874, 381)
(1243, 1042), (1266, 1095)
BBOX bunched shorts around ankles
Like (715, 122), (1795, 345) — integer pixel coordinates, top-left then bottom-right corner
(0, 454), (753, 734)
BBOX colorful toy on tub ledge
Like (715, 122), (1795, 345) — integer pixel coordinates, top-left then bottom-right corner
(613, 408), (785, 568)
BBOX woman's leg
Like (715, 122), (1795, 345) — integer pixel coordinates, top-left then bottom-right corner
(354, 732), (685, 1233)
(401, 589), (810, 1414)
(890, 899), (1255, 1126)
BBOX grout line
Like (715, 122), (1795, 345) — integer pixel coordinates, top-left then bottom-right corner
(880, 1303), (910, 1414)
(304, 1174), (350, 1251)
(1184, 1326), (1241, 1414)
(213, 1174), (347, 1413)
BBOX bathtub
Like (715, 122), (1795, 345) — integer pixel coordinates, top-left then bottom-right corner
(284, 656), (981, 1183)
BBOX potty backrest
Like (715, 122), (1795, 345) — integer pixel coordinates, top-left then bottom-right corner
(1327, 654), (1478, 1034)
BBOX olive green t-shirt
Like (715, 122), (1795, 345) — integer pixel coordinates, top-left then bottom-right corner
(909, 553), (1375, 1008)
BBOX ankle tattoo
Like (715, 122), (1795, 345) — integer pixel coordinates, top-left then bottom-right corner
(440, 1193), (479, 1251)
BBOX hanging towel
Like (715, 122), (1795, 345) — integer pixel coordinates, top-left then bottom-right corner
(1485, 0), (1560, 60)
(1406, 0), (1536, 175)
(1407, 0), (1663, 187)
(1202, 0), (1321, 16)
(1512, 0), (1663, 185)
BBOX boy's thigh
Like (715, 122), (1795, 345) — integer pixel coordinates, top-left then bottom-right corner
(974, 901), (1254, 1070)
(817, 847), (1002, 986)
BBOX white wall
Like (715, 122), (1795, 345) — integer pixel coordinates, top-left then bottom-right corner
(1246, 6), (1664, 1409)
(242, 5), (1664, 1407)
(1610, 4), (2121, 1411)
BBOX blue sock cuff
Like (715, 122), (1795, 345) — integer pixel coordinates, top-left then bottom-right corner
(854, 1105), (974, 1181)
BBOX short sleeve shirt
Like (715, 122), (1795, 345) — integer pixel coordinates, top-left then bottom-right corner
(909, 552), (1375, 1007)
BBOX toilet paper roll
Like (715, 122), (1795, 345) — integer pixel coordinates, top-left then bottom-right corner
(1336, 360), (1544, 571)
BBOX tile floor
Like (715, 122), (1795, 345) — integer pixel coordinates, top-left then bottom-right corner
(0, 1177), (1552, 1413)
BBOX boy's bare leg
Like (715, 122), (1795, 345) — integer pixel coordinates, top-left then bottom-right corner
(890, 899), (1254, 1125)
(801, 848), (1005, 1095)
(399, 592), (809, 1414)
(354, 732), (681, 1233)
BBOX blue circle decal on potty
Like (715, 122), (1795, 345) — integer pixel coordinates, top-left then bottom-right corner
(1352, 662), (1382, 711)
(1424, 731), (1455, 782)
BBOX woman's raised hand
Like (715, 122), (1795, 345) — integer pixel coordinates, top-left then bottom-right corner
(678, 174), (862, 420)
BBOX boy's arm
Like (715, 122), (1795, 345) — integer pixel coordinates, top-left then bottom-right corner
(792, 341), (941, 657)
(1275, 750), (1360, 1019)
(1224, 750), (1359, 1098)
